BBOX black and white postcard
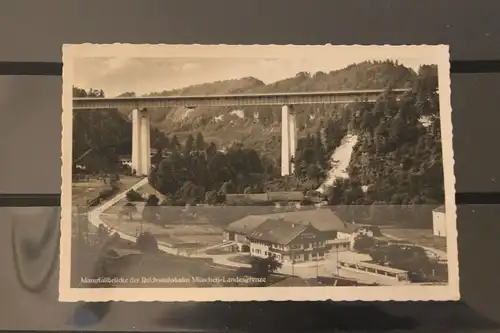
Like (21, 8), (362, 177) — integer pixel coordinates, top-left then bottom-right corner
(60, 44), (458, 302)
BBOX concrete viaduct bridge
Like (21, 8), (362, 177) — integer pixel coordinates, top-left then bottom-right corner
(73, 88), (410, 177)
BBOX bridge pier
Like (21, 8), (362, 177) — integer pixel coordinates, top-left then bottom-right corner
(131, 108), (151, 176)
(281, 104), (297, 176)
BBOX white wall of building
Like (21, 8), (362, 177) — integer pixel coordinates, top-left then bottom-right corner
(336, 231), (356, 250)
(250, 241), (270, 258)
(223, 231), (251, 252)
(249, 239), (327, 264)
(432, 211), (447, 237)
(329, 242), (350, 252)
(337, 231), (352, 240)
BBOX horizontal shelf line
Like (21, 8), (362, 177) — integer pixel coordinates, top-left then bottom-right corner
(0, 60), (499, 76)
(1, 192), (500, 207)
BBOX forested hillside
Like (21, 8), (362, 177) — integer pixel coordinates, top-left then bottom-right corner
(72, 87), (165, 174)
(143, 61), (415, 151)
(126, 60), (416, 170)
(73, 60), (444, 227)
(326, 65), (443, 226)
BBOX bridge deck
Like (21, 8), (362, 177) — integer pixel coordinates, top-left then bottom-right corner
(72, 88), (411, 110)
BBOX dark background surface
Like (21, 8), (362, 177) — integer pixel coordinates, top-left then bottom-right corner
(1, 0), (500, 331)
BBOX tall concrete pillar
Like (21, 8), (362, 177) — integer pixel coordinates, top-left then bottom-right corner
(288, 111), (297, 174)
(281, 105), (298, 176)
(131, 109), (141, 175)
(139, 111), (151, 176)
(281, 104), (297, 176)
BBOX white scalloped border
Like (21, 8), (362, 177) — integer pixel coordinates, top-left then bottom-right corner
(59, 44), (458, 302)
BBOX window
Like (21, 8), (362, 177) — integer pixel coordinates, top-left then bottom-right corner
(312, 252), (317, 257)
(318, 251), (324, 256)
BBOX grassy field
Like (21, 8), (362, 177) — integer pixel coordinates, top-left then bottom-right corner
(381, 228), (447, 252)
(71, 176), (143, 235)
(72, 176), (141, 206)
(101, 183), (223, 249)
(72, 178), (109, 207)
(206, 248), (231, 255)
(227, 254), (253, 264)
(163, 224), (222, 248)
(102, 213), (223, 249)
(138, 182), (167, 201)
(76, 249), (262, 288)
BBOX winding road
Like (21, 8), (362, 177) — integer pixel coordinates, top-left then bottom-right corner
(88, 180), (252, 270)
(87, 177), (148, 243)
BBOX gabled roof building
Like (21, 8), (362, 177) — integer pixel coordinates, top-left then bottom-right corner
(245, 218), (328, 263)
(222, 208), (354, 262)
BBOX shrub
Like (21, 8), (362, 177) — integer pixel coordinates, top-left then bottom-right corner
(250, 255), (282, 278)
(126, 189), (144, 202)
(353, 235), (375, 253)
(146, 194), (160, 206)
(136, 232), (159, 253)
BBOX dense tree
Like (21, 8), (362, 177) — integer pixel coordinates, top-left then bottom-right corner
(136, 232), (159, 253)
(170, 135), (182, 152)
(73, 87), (124, 174)
(74, 61), (443, 229)
(323, 65), (443, 227)
(250, 255), (282, 278)
(150, 139), (270, 201)
(204, 190), (226, 205)
(126, 189), (144, 202)
(353, 235), (375, 253)
(72, 86), (169, 175)
(324, 117), (348, 154)
(195, 132), (206, 150)
(184, 134), (195, 155)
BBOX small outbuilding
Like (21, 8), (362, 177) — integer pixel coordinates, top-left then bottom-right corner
(432, 205), (446, 237)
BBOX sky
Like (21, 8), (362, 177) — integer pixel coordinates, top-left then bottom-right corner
(73, 53), (436, 97)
